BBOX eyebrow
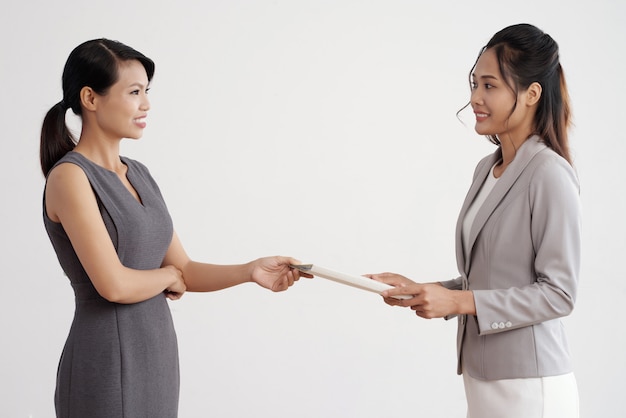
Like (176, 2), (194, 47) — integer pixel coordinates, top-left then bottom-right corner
(472, 74), (499, 81)
(127, 82), (149, 89)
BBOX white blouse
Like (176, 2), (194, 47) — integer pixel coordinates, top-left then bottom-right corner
(462, 163), (499, 257)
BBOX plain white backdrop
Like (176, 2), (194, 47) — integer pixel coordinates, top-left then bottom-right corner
(1, 1), (624, 417)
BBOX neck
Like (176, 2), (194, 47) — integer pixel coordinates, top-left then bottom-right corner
(498, 130), (534, 165)
(499, 138), (517, 167)
(75, 134), (123, 172)
(493, 132), (533, 178)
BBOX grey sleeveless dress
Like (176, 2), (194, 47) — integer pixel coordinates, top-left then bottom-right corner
(44, 152), (179, 418)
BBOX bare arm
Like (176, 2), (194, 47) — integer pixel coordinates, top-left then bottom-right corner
(46, 163), (185, 304)
(161, 232), (305, 292)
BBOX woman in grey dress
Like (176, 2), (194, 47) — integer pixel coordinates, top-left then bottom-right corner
(40, 39), (306, 418)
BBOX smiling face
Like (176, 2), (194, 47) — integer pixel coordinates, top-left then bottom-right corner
(91, 59), (151, 141)
(470, 48), (536, 145)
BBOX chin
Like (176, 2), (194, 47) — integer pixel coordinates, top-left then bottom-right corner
(474, 125), (497, 137)
(474, 127), (488, 136)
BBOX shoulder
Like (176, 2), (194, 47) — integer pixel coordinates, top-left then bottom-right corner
(529, 148), (579, 191)
(514, 137), (578, 188)
(45, 152), (90, 187)
(45, 162), (94, 222)
(46, 160), (90, 190)
(526, 148), (580, 214)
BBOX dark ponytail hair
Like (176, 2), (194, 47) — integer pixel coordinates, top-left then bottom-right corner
(466, 23), (572, 165)
(40, 39), (155, 176)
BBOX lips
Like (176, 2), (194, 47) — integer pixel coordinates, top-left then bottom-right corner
(474, 111), (489, 122)
(133, 116), (147, 128)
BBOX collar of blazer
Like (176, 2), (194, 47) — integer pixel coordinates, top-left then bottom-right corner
(456, 135), (548, 274)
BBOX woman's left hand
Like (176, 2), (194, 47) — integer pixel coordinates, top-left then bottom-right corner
(390, 283), (461, 319)
(251, 256), (310, 292)
(369, 273), (474, 318)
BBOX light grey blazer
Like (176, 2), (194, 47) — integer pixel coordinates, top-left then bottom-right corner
(440, 136), (581, 381)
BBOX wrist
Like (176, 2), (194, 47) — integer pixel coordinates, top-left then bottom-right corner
(245, 260), (257, 283)
(455, 290), (476, 315)
(161, 265), (178, 288)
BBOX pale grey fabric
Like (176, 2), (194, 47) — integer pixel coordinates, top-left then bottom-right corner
(44, 151), (179, 418)
(440, 136), (581, 380)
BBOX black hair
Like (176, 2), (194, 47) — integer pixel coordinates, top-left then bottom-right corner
(464, 23), (572, 164)
(40, 39), (155, 176)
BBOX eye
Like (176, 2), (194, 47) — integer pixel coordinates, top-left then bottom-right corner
(470, 81), (478, 90)
(485, 83), (494, 89)
(130, 89), (140, 95)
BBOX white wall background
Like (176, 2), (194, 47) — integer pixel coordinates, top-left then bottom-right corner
(1, 1), (624, 417)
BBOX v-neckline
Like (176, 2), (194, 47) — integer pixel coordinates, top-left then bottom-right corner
(118, 158), (144, 207)
(70, 152), (145, 207)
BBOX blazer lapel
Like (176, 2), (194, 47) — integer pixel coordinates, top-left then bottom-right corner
(455, 151), (499, 275)
(460, 136), (547, 275)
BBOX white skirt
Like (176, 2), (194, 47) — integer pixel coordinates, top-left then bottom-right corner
(463, 372), (579, 418)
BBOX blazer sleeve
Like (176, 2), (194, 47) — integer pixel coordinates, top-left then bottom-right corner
(440, 276), (463, 290)
(472, 155), (581, 335)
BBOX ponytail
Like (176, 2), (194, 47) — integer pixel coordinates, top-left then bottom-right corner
(465, 24), (573, 166)
(39, 38), (155, 177)
(40, 100), (76, 176)
(543, 63), (572, 165)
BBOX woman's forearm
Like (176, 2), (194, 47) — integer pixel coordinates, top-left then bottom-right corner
(182, 260), (253, 292)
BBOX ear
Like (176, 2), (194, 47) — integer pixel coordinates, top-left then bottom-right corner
(525, 82), (542, 106)
(79, 86), (98, 111)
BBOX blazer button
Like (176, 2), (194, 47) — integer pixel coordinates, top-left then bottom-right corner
(498, 322), (505, 329)
(491, 322), (499, 330)
(505, 321), (512, 328)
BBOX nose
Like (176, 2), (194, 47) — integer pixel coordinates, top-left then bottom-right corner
(140, 93), (150, 111)
(471, 87), (483, 107)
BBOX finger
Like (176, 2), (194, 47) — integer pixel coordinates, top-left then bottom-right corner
(289, 264), (313, 278)
(282, 256), (303, 267)
(381, 286), (416, 300)
(165, 292), (179, 301)
(292, 268), (306, 280)
(398, 298), (421, 307)
(414, 310), (433, 319)
(369, 273), (405, 286)
(274, 277), (288, 292)
(382, 296), (402, 306)
(366, 273), (386, 281)
(383, 295), (418, 307)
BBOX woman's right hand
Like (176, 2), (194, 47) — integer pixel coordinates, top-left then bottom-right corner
(163, 265), (186, 300)
(369, 273), (473, 318)
(366, 272), (418, 306)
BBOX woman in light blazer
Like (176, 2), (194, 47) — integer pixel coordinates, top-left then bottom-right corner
(370, 24), (581, 418)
